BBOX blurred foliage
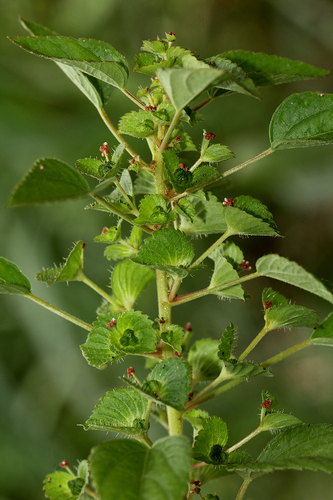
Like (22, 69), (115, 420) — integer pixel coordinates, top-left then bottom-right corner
(1, 0), (333, 499)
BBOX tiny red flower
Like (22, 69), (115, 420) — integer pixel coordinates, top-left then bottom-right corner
(185, 322), (192, 332)
(261, 398), (272, 409)
(210, 60), (215, 66)
(241, 260), (251, 271)
(168, 31), (175, 36)
(264, 301), (273, 309)
(204, 132), (216, 140)
(179, 163), (187, 171)
(174, 351), (182, 358)
(159, 317), (166, 324)
(59, 460), (69, 468)
(127, 367), (135, 377)
(106, 318), (116, 328)
(102, 227), (108, 234)
(223, 198), (234, 207)
(99, 142), (110, 157)
(82, 242), (86, 249)
(174, 135), (180, 142)
(130, 156), (137, 164)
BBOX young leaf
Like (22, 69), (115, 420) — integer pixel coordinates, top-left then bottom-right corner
(218, 323), (237, 362)
(238, 424), (333, 474)
(76, 158), (106, 179)
(9, 36), (129, 89)
(156, 67), (231, 111)
(134, 170), (156, 195)
(264, 304), (319, 331)
(270, 92), (333, 150)
(104, 243), (139, 261)
(220, 51), (330, 88)
(183, 409), (210, 434)
(84, 387), (149, 436)
(7, 158), (89, 206)
(133, 195), (175, 225)
(179, 191), (228, 236)
(160, 324), (184, 353)
(211, 242), (244, 270)
(44, 460), (89, 500)
(191, 165), (219, 186)
(223, 206), (278, 237)
(94, 225), (121, 243)
(262, 287), (289, 307)
(141, 358), (192, 411)
(111, 259), (155, 310)
(234, 196), (277, 232)
(260, 390), (302, 431)
(19, 18), (114, 109)
(192, 417), (228, 465)
(309, 311), (333, 346)
(163, 150), (194, 193)
(256, 254), (333, 304)
(208, 255), (244, 300)
(0, 257), (31, 295)
(134, 52), (175, 76)
(89, 436), (191, 500)
(170, 129), (197, 153)
(132, 228), (194, 279)
(173, 198), (195, 222)
(107, 310), (157, 355)
(188, 339), (222, 383)
(220, 361), (272, 381)
(201, 144), (235, 163)
(36, 241), (84, 285)
(118, 110), (156, 138)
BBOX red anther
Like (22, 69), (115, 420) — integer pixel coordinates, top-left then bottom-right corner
(190, 480), (202, 487)
(99, 142), (110, 156)
(159, 317), (166, 324)
(264, 301), (273, 310)
(82, 242), (86, 249)
(241, 260), (251, 271)
(179, 163), (187, 171)
(144, 105), (157, 111)
(127, 367), (135, 377)
(204, 132), (216, 140)
(102, 227), (108, 234)
(174, 135), (181, 142)
(172, 200), (179, 206)
(261, 398), (272, 409)
(130, 156), (137, 164)
(188, 391), (194, 400)
(185, 322), (192, 332)
(223, 198), (235, 207)
(168, 31), (175, 36)
(210, 60), (215, 66)
(59, 460), (69, 468)
(106, 318), (116, 328)
(174, 351), (182, 358)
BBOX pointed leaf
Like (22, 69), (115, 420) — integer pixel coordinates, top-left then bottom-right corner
(309, 311), (333, 346)
(94, 225), (121, 243)
(132, 228), (194, 279)
(0, 257), (31, 295)
(133, 195), (176, 225)
(159, 324), (184, 353)
(188, 339), (222, 383)
(234, 196), (277, 232)
(179, 191), (228, 235)
(89, 436), (191, 500)
(105, 243), (139, 261)
(84, 387), (149, 436)
(156, 67), (231, 111)
(264, 304), (319, 331)
(118, 110), (156, 138)
(111, 259), (155, 310)
(193, 417), (228, 465)
(76, 158), (106, 179)
(218, 323), (237, 362)
(211, 242), (244, 270)
(223, 206), (278, 237)
(262, 288), (289, 307)
(9, 36), (129, 89)
(220, 361), (272, 381)
(220, 51), (330, 87)
(170, 129), (197, 152)
(7, 158), (89, 206)
(36, 241), (84, 285)
(239, 424), (333, 474)
(270, 92), (333, 150)
(201, 144), (235, 163)
(261, 413), (302, 432)
(256, 254), (333, 304)
(208, 255), (244, 300)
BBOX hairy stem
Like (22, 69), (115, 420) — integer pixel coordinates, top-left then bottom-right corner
(186, 379), (243, 410)
(159, 110), (182, 153)
(261, 339), (311, 368)
(27, 294), (91, 331)
(121, 88), (146, 110)
(190, 229), (233, 268)
(98, 107), (138, 159)
(114, 178), (139, 214)
(226, 426), (262, 454)
(79, 274), (118, 307)
(236, 478), (252, 500)
(238, 325), (270, 361)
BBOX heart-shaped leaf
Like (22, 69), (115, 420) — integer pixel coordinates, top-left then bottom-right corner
(193, 416), (228, 465)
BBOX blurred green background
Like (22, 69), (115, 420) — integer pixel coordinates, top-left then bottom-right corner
(1, 0), (333, 499)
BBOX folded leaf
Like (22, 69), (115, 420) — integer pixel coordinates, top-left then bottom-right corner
(179, 191), (228, 235)
(89, 436), (191, 500)
(208, 256), (244, 300)
(159, 324), (184, 353)
(84, 387), (149, 436)
(36, 241), (84, 285)
(256, 254), (333, 304)
(309, 311), (333, 346)
(193, 416), (228, 465)
(264, 304), (318, 331)
(270, 92), (333, 150)
(183, 409), (210, 434)
(220, 361), (272, 381)
(134, 195), (175, 225)
(118, 110), (156, 138)
(0, 257), (31, 295)
(111, 259), (155, 310)
(43, 460), (89, 500)
(188, 339), (222, 383)
(201, 144), (235, 163)
(7, 158), (89, 206)
(218, 323), (237, 362)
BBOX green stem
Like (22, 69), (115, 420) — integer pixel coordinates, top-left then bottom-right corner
(79, 273), (118, 307)
(261, 339), (310, 368)
(85, 487), (99, 499)
(186, 379), (243, 410)
(190, 229), (233, 268)
(114, 178), (139, 214)
(226, 426), (262, 454)
(159, 109), (182, 153)
(170, 273), (260, 307)
(236, 478), (252, 500)
(27, 294), (91, 331)
(91, 193), (153, 234)
(155, 149), (166, 196)
(121, 88), (146, 110)
(238, 325), (270, 361)
(98, 107), (138, 159)
(189, 157), (203, 172)
(192, 97), (213, 112)
(167, 406), (183, 436)
(168, 277), (182, 302)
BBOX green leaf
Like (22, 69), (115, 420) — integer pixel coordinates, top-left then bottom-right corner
(84, 387), (149, 436)
(156, 67), (231, 111)
(7, 158), (90, 206)
(76, 158), (105, 179)
(0, 257), (31, 295)
(256, 254), (333, 304)
(192, 417), (228, 465)
(152, 102), (176, 125)
(141, 358), (192, 411)
(132, 228), (194, 279)
(218, 323), (237, 362)
(111, 259), (155, 310)
(174, 198), (195, 222)
(261, 413), (303, 432)
(179, 191), (228, 236)
(134, 53), (175, 76)
(220, 361), (272, 381)
(191, 165), (219, 186)
(264, 305), (319, 331)
(208, 255), (244, 300)
(234, 196), (277, 232)
(134, 195), (176, 225)
(105, 243), (139, 261)
(9, 36), (129, 89)
(220, 51), (330, 88)
(163, 150), (193, 193)
(134, 170), (156, 195)
(262, 287), (289, 307)
(309, 311), (333, 346)
(270, 92), (333, 150)
(94, 225), (121, 243)
(118, 110), (156, 138)
(89, 436), (191, 500)
(141, 39), (168, 55)
(188, 339), (222, 383)
(211, 242), (244, 270)
(43, 460), (89, 500)
(201, 144), (235, 163)
(170, 129), (197, 152)
(223, 202), (278, 237)
(160, 324), (184, 353)
(239, 424), (333, 474)
(36, 241), (84, 285)
(183, 409), (210, 434)
(19, 18), (114, 109)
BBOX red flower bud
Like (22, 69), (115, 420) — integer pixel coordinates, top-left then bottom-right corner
(261, 398), (272, 409)
(223, 198), (234, 207)
(59, 460), (69, 468)
(264, 301), (273, 309)
(106, 318), (116, 328)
